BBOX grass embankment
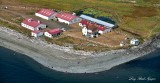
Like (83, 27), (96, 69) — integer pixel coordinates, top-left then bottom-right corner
(0, 20), (31, 37)
(0, 10), (31, 37)
(45, 36), (109, 52)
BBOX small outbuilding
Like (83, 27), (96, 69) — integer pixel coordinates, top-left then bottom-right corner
(31, 30), (43, 37)
(130, 38), (139, 45)
(44, 28), (62, 38)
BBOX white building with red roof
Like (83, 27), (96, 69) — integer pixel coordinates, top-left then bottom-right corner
(35, 9), (57, 20)
(21, 18), (46, 31)
(31, 30), (43, 37)
(44, 28), (62, 38)
(55, 12), (82, 25)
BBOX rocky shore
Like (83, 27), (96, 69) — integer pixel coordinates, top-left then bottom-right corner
(0, 26), (159, 73)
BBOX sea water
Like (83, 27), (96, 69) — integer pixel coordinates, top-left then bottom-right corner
(0, 46), (160, 83)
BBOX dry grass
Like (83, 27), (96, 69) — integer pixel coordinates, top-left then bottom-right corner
(130, 6), (158, 17)
(0, 10), (23, 24)
(45, 35), (109, 52)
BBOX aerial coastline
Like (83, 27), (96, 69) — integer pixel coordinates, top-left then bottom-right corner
(0, 26), (159, 73)
(0, 0), (160, 74)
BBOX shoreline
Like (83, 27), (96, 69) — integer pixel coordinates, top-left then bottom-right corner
(0, 26), (159, 73)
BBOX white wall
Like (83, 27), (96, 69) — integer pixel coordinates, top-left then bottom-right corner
(35, 13), (49, 20)
(98, 30), (103, 34)
(21, 23), (46, 31)
(35, 13), (57, 20)
(44, 32), (52, 38)
(31, 32), (43, 37)
(58, 17), (81, 25)
(21, 23), (34, 31)
(82, 27), (88, 36)
(58, 18), (70, 25)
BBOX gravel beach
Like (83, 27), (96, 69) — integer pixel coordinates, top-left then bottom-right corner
(0, 26), (159, 73)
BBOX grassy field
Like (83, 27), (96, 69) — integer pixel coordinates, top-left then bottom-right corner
(0, 0), (160, 51)
(0, 0), (159, 39)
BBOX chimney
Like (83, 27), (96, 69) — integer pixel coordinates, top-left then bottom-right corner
(38, 20), (40, 23)
(28, 18), (32, 22)
(72, 12), (76, 15)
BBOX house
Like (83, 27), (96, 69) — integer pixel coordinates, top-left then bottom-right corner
(82, 24), (99, 38)
(44, 28), (62, 38)
(55, 12), (82, 25)
(35, 9), (57, 20)
(130, 38), (139, 45)
(21, 18), (46, 31)
(80, 14), (115, 28)
(31, 30), (43, 37)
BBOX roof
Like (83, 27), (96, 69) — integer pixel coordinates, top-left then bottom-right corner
(48, 28), (62, 35)
(56, 12), (77, 22)
(32, 30), (41, 34)
(87, 24), (98, 32)
(80, 20), (89, 26)
(80, 14), (115, 28)
(36, 9), (56, 17)
(97, 26), (105, 31)
(22, 18), (41, 28)
(131, 38), (139, 42)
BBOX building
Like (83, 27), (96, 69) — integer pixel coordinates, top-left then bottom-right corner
(31, 30), (43, 37)
(82, 24), (99, 38)
(130, 38), (139, 45)
(79, 20), (89, 27)
(21, 18), (46, 31)
(44, 28), (62, 38)
(35, 9), (57, 20)
(80, 14), (115, 28)
(55, 12), (82, 25)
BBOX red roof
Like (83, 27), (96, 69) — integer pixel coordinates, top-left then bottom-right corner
(32, 30), (41, 34)
(55, 12), (77, 22)
(22, 18), (41, 28)
(36, 9), (56, 17)
(98, 26), (105, 31)
(48, 28), (62, 35)
(80, 20), (89, 26)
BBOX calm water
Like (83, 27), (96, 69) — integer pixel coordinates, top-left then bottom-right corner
(0, 46), (160, 83)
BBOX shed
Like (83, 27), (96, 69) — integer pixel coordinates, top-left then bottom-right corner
(35, 9), (57, 20)
(31, 30), (43, 37)
(130, 39), (139, 45)
(44, 28), (62, 38)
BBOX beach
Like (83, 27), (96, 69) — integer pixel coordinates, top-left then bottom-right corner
(0, 26), (159, 73)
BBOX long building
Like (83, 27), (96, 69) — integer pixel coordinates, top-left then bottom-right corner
(79, 14), (115, 28)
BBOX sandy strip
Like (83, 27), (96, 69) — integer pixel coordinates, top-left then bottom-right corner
(0, 26), (159, 73)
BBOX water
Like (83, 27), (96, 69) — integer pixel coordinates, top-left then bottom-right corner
(0, 46), (160, 83)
